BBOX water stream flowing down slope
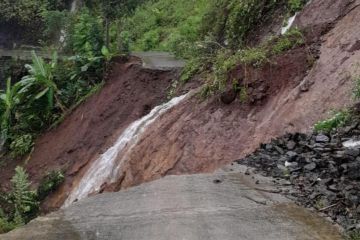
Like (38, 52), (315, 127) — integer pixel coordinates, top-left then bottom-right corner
(63, 93), (190, 208)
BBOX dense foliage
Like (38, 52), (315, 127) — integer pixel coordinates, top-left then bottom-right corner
(0, 0), (312, 157)
(0, 0), (323, 235)
(121, 0), (309, 99)
(0, 167), (64, 233)
(0, 51), (105, 157)
(120, 0), (209, 57)
(0, 167), (38, 233)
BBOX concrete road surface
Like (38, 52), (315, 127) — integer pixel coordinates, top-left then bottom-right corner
(1, 165), (342, 240)
(132, 52), (185, 69)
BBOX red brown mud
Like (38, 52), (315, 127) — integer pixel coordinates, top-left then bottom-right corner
(0, 56), (178, 209)
(103, 0), (360, 190)
(1, 0), (360, 211)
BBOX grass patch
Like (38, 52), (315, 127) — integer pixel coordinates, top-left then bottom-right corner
(353, 74), (360, 99)
(346, 230), (360, 240)
(37, 170), (65, 201)
(314, 110), (351, 133)
(199, 28), (305, 96)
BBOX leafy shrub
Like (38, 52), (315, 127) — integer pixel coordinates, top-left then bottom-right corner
(191, 27), (305, 96)
(9, 134), (34, 158)
(288, 0), (308, 13)
(314, 110), (350, 133)
(346, 230), (360, 240)
(8, 167), (39, 225)
(0, 167), (39, 233)
(0, 215), (17, 234)
(180, 58), (206, 83)
(70, 9), (104, 57)
(237, 47), (268, 67)
(118, 31), (131, 54)
(0, 0), (45, 26)
(353, 74), (360, 99)
(42, 10), (69, 45)
(37, 170), (65, 201)
(0, 78), (21, 143)
(139, 29), (161, 51)
(121, 0), (209, 57)
(271, 28), (304, 54)
(202, 0), (281, 49)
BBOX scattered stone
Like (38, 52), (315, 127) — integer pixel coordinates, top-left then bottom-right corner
(274, 146), (285, 154)
(277, 164), (287, 172)
(286, 141), (297, 150)
(238, 123), (360, 230)
(285, 161), (298, 168)
(286, 151), (298, 161)
(327, 184), (340, 192)
(316, 134), (330, 143)
(343, 139), (360, 149)
(304, 162), (317, 171)
(345, 148), (360, 157)
(278, 179), (292, 186)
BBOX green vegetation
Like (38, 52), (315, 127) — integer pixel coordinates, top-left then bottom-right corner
(314, 110), (351, 133)
(199, 28), (304, 96)
(0, 167), (65, 233)
(0, 51), (106, 158)
(0, 0), (312, 170)
(121, 0), (289, 57)
(0, 167), (38, 233)
(69, 9), (104, 56)
(346, 230), (360, 240)
(353, 73), (360, 99)
(9, 134), (34, 158)
(119, 0), (307, 98)
(37, 170), (65, 201)
(288, 0), (308, 13)
(120, 0), (209, 57)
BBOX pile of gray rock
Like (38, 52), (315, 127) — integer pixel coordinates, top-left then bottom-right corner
(238, 123), (360, 230)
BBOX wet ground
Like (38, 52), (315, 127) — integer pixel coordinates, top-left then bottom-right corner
(1, 165), (342, 240)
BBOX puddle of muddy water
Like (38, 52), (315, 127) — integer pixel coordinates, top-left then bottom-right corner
(273, 203), (343, 240)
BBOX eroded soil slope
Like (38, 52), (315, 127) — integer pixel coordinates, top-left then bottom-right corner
(1, 0), (360, 211)
(107, 0), (360, 190)
(0, 57), (177, 205)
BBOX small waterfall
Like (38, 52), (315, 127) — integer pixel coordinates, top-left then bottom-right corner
(59, 0), (80, 48)
(281, 13), (297, 35)
(63, 93), (190, 208)
(70, 0), (79, 12)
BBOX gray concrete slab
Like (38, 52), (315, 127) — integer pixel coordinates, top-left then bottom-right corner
(1, 166), (342, 240)
(132, 52), (185, 70)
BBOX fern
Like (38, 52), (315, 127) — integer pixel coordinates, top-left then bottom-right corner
(9, 166), (38, 224)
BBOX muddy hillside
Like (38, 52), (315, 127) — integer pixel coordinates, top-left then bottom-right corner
(1, 0), (360, 213)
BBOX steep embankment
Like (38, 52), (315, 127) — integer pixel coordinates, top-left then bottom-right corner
(0, 57), (179, 208)
(1, 0), (359, 212)
(105, 0), (360, 189)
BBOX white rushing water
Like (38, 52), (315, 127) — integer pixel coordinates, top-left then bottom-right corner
(59, 0), (79, 46)
(63, 93), (190, 208)
(281, 13), (297, 35)
(70, 0), (79, 12)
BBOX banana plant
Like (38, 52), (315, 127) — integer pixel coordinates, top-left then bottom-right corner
(18, 51), (66, 114)
(0, 78), (21, 142)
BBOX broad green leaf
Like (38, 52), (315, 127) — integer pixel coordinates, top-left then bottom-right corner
(34, 87), (49, 100)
